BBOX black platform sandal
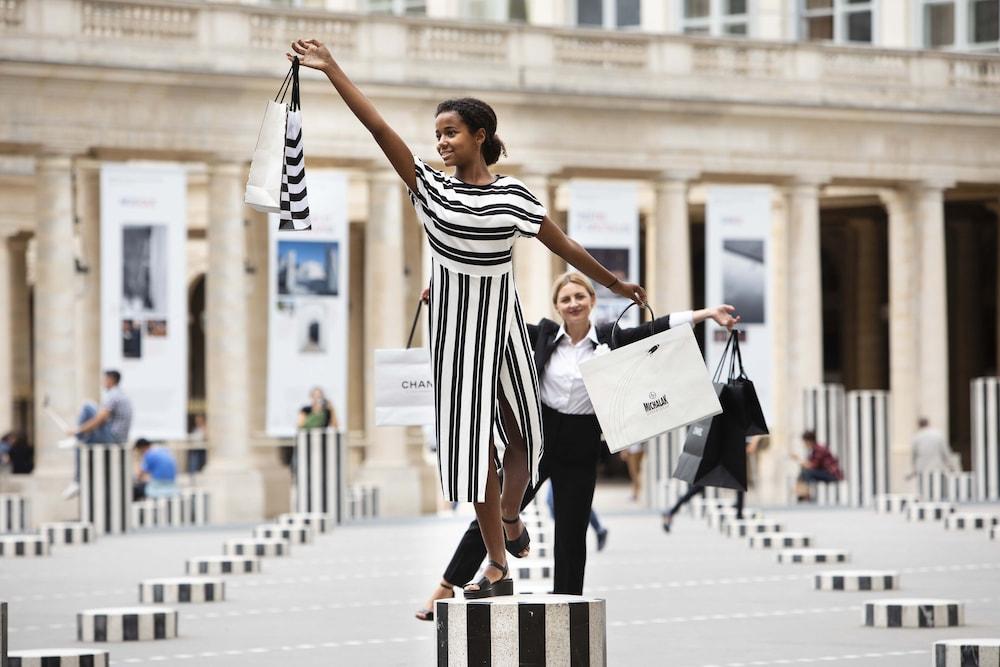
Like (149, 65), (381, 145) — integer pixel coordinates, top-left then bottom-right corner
(502, 515), (531, 558)
(415, 582), (454, 621)
(464, 560), (513, 600)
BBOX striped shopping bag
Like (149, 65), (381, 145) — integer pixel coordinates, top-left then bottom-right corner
(280, 57), (311, 231)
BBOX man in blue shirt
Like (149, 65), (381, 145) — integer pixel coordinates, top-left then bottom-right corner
(133, 438), (178, 500)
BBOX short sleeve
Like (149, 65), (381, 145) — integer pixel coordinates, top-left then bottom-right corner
(409, 156), (444, 207)
(505, 177), (547, 238)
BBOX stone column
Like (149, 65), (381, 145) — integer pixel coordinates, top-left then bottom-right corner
(201, 161), (264, 522)
(514, 170), (554, 322)
(360, 169), (436, 516)
(651, 172), (696, 312)
(30, 154), (78, 520)
(9, 235), (31, 424)
(787, 178), (825, 392)
(75, 166), (102, 406)
(0, 235), (12, 431)
(880, 188), (919, 490)
(988, 201), (1000, 367)
(911, 182), (951, 438)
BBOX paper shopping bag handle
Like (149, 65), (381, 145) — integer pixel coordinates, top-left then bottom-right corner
(406, 299), (424, 349)
(610, 302), (656, 350)
(275, 58), (295, 104)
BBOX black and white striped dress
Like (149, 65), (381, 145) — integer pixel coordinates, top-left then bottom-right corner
(409, 157), (546, 503)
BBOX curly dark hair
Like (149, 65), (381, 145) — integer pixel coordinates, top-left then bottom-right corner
(435, 97), (508, 166)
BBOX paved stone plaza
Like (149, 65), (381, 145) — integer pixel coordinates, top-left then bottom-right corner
(3, 490), (999, 666)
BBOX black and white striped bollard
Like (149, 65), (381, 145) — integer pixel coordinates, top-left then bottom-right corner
(7, 649), (109, 667)
(253, 524), (314, 544)
(814, 571), (899, 591)
(0, 495), (29, 534)
(2, 601), (6, 667)
(39, 522), (94, 546)
(724, 520), (782, 538)
(863, 599), (963, 628)
(934, 639), (1000, 666)
(777, 548), (849, 564)
(294, 428), (346, 523)
(185, 555), (261, 576)
(514, 559), (554, 581)
(0, 535), (49, 558)
(811, 480), (851, 507)
(279, 513), (331, 534)
(971, 376), (1000, 501)
(874, 494), (917, 514)
(907, 502), (955, 522)
(748, 533), (812, 549)
(706, 508), (761, 529)
(944, 513), (1000, 531)
(139, 577), (225, 603)
(78, 444), (131, 535)
(223, 538), (290, 557)
(77, 607), (178, 641)
(435, 595), (606, 666)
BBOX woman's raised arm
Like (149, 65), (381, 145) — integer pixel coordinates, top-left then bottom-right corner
(289, 39), (416, 192)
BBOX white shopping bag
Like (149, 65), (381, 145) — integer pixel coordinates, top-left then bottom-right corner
(374, 348), (435, 426)
(245, 66), (293, 213)
(579, 320), (722, 454)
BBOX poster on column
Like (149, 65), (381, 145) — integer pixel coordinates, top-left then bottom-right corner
(705, 186), (774, 423)
(100, 163), (188, 438)
(266, 170), (349, 437)
(568, 180), (640, 327)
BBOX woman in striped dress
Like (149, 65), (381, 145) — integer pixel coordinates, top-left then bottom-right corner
(291, 39), (646, 598)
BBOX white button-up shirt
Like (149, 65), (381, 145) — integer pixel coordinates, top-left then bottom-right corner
(540, 324), (601, 415)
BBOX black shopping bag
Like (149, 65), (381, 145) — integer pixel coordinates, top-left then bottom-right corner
(671, 381), (748, 491)
(728, 331), (769, 436)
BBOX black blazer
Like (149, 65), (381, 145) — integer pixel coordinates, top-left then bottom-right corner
(525, 314), (678, 383)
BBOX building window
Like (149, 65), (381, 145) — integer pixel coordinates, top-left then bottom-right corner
(680, 0), (750, 36)
(366, 0), (427, 16)
(920, 0), (1000, 51)
(460, 0), (528, 22)
(574, 0), (642, 29)
(800, 0), (872, 44)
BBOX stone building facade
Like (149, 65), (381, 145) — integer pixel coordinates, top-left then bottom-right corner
(0, 0), (998, 521)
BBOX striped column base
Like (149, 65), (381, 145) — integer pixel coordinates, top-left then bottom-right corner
(139, 577), (225, 603)
(436, 594), (605, 666)
(8, 649), (110, 666)
(690, 499), (730, 519)
(706, 509), (761, 529)
(777, 548), (849, 564)
(513, 559), (554, 581)
(2, 601), (7, 667)
(992, 526), (998, 540)
(934, 639), (1000, 666)
(253, 525), (314, 544)
(530, 544), (551, 559)
(185, 556), (261, 576)
(811, 481), (851, 507)
(907, 503), (955, 522)
(223, 538), (289, 557)
(521, 518), (549, 532)
(724, 520), (782, 538)
(874, 494), (918, 514)
(864, 599), (963, 628)
(814, 571), (899, 591)
(944, 513), (1000, 531)
(0, 535), (49, 558)
(278, 513), (331, 534)
(77, 607), (178, 642)
(748, 533), (812, 549)
(39, 522), (95, 545)
(0, 494), (30, 534)
(347, 484), (380, 521)
(532, 529), (550, 545)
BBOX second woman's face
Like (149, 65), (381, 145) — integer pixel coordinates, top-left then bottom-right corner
(435, 111), (484, 168)
(555, 283), (595, 326)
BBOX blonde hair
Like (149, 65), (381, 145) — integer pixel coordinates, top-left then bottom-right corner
(551, 271), (596, 305)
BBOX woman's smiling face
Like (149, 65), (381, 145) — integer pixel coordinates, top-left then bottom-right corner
(435, 111), (484, 168)
(555, 282), (595, 327)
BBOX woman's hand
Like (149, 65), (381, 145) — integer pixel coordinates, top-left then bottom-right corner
(288, 39), (336, 72)
(611, 280), (647, 307)
(420, 287), (430, 304)
(709, 304), (741, 330)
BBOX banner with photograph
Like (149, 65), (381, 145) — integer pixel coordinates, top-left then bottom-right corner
(705, 186), (774, 423)
(568, 180), (640, 327)
(100, 163), (188, 439)
(266, 170), (349, 437)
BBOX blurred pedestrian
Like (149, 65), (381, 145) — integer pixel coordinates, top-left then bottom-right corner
(297, 387), (338, 430)
(133, 438), (178, 500)
(792, 430), (843, 502)
(63, 370), (133, 499)
(621, 443), (645, 502)
(911, 417), (957, 475)
(1, 431), (33, 474)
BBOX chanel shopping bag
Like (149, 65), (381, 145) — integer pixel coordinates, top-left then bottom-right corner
(374, 300), (435, 426)
(245, 62), (293, 213)
(728, 330), (768, 436)
(579, 304), (722, 454)
(671, 331), (750, 491)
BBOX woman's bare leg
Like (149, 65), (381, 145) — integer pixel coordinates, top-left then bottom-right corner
(496, 397), (531, 555)
(466, 445), (507, 591)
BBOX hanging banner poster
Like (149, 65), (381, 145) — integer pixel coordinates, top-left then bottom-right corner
(100, 163), (188, 439)
(705, 186), (774, 423)
(568, 180), (640, 327)
(266, 170), (349, 437)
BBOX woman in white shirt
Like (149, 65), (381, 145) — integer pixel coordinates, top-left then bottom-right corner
(416, 272), (737, 616)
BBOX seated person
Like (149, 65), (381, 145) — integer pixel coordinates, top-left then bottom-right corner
(792, 430), (843, 502)
(133, 438), (178, 501)
(1, 431), (33, 474)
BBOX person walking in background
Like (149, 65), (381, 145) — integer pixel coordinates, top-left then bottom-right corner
(297, 387), (338, 430)
(621, 443), (645, 502)
(133, 438), (178, 501)
(414, 272), (739, 618)
(62, 370), (133, 499)
(911, 417), (958, 475)
(792, 430), (843, 502)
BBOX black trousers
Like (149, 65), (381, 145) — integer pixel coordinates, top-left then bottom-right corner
(442, 405), (604, 595)
(666, 486), (745, 518)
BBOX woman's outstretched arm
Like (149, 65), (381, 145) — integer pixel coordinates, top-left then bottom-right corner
(289, 39), (416, 192)
(535, 217), (646, 306)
